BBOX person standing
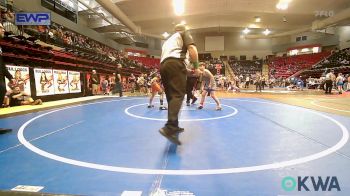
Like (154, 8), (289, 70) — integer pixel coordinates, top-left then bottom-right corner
(336, 73), (344, 94)
(325, 70), (334, 94)
(101, 76), (109, 95)
(129, 73), (136, 93)
(186, 69), (198, 106)
(137, 74), (146, 94)
(115, 64), (123, 97)
(245, 75), (250, 88)
(0, 23), (15, 134)
(158, 24), (199, 145)
(261, 75), (266, 90)
(109, 73), (116, 95)
(91, 69), (99, 95)
(331, 70), (336, 92)
(255, 72), (262, 92)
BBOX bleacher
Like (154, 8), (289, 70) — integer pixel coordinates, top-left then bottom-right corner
(268, 52), (330, 78)
(0, 37), (143, 76)
(228, 60), (263, 76)
(300, 48), (350, 78)
(0, 15), (155, 76)
(313, 48), (350, 69)
(128, 56), (160, 69)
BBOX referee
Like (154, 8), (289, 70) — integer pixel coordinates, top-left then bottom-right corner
(159, 24), (199, 145)
(186, 69), (198, 106)
(0, 23), (14, 134)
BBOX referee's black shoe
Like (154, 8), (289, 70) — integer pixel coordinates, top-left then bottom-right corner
(191, 97), (198, 104)
(176, 127), (185, 133)
(159, 127), (181, 145)
(0, 128), (12, 134)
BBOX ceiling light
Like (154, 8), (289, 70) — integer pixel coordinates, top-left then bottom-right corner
(263, 29), (271, 35)
(249, 24), (258, 28)
(276, 3), (288, 10)
(243, 28), (250, 34)
(255, 16), (261, 23)
(276, 0), (292, 10)
(173, 0), (185, 16)
(162, 32), (169, 38)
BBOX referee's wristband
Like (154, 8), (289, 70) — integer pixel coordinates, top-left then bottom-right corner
(193, 62), (199, 69)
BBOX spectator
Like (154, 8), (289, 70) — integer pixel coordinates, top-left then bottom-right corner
(137, 74), (146, 94)
(115, 64), (123, 97)
(325, 70), (334, 94)
(6, 0), (14, 12)
(101, 76), (109, 95)
(255, 72), (262, 92)
(245, 75), (250, 88)
(9, 86), (42, 107)
(91, 70), (99, 95)
(129, 73), (136, 93)
(336, 73), (344, 94)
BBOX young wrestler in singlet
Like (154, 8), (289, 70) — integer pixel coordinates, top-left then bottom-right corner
(148, 75), (167, 110)
(198, 62), (222, 111)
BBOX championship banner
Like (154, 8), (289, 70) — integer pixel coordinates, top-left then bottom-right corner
(68, 71), (81, 93)
(5, 65), (31, 95)
(53, 69), (69, 94)
(34, 68), (54, 96)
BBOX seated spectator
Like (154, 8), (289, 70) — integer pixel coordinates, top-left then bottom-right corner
(340, 59), (349, 65)
(7, 0), (14, 12)
(9, 86), (42, 107)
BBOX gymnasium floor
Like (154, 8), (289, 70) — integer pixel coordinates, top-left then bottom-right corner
(0, 90), (350, 196)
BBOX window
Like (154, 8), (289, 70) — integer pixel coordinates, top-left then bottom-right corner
(41, 0), (78, 23)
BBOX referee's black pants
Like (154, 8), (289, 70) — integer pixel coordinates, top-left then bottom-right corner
(255, 81), (262, 92)
(186, 77), (197, 103)
(325, 80), (333, 94)
(160, 58), (187, 134)
(0, 80), (6, 105)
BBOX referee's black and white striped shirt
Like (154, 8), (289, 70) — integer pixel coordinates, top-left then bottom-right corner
(160, 31), (195, 64)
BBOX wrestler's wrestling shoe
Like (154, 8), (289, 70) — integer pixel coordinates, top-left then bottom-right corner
(216, 106), (222, 111)
(159, 127), (181, 145)
(159, 106), (168, 110)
